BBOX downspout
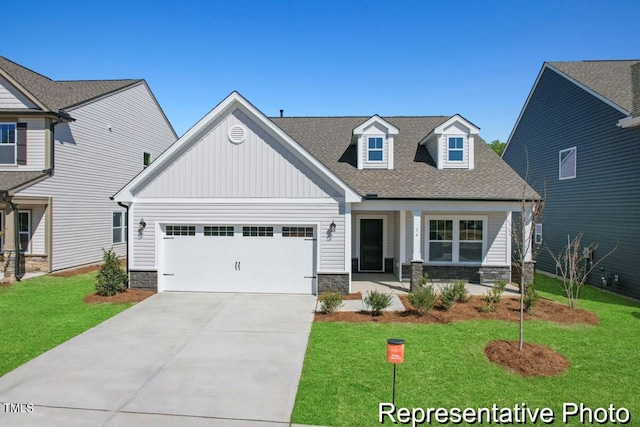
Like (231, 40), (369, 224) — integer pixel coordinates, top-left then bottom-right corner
(117, 201), (130, 287)
(1, 191), (23, 281)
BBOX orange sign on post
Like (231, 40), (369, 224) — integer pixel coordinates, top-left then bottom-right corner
(387, 339), (405, 363)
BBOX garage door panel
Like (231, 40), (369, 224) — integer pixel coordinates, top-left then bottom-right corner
(162, 225), (316, 294)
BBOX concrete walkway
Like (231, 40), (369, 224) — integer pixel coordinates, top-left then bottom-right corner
(0, 293), (317, 426)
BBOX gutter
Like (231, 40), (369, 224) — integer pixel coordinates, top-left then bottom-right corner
(1, 191), (23, 281)
(116, 201), (130, 287)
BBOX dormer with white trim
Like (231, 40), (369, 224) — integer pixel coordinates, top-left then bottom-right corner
(352, 115), (399, 170)
(420, 115), (479, 170)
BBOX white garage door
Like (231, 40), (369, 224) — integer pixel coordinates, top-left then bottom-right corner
(161, 225), (316, 294)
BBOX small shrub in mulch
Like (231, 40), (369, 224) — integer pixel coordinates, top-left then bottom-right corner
(318, 292), (344, 315)
(484, 340), (570, 377)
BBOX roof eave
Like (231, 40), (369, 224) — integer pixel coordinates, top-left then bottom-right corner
(617, 115), (640, 128)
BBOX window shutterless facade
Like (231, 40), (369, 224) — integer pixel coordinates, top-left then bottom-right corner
(0, 123), (17, 165)
(448, 136), (464, 162)
(426, 216), (486, 264)
(559, 147), (577, 180)
(18, 210), (31, 253)
(112, 211), (128, 243)
(367, 137), (383, 161)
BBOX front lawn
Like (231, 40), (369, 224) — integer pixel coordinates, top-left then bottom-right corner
(292, 273), (640, 426)
(0, 272), (135, 376)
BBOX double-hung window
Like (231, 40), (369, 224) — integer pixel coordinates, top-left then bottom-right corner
(112, 211), (128, 243)
(0, 123), (16, 165)
(18, 211), (30, 253)
(559, 147), (577, 180)
(367, 137), (383, 162)
(428, 217), (485, 263)
(448, 137), (464, 162)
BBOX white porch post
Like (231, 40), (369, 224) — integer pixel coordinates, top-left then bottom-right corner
(524, 206), (533, 262)
(411, 210), (422, 261)
(398, 210), (406, 280)
(344, 203), (352, 293)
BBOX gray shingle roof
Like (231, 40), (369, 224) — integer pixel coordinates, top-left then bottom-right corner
(0, 171), (50, 193)
(271, 116), (539, 201)
(548, 60), (640, 114)
(0, 56), (139, 112)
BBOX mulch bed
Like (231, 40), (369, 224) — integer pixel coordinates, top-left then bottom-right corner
(341, 292), (362, 301)
(84, 289), (155, 304)
(485, 340), (570, 377)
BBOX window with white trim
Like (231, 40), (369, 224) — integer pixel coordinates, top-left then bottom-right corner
(282, 226), (314, 238)
(559, 147), (577, 180)
(18, 210), (30, 253)
(204, 226), (234, 236)
(367, 137), (383, 162)
(534, 223), (543, 245)
(242, 226), (273, 237)
(0, 123), (17, 165)
(112, 211), (128, 243)
(448, 137), (464, 162)
(166, 225), (195, 236)
(427, 217), (486, 263)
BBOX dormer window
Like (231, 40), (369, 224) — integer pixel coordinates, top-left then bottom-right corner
(448, 137), (464, 162)
(367, 137), (384, 162)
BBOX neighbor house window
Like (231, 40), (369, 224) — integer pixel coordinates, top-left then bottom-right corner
(242, 226), (273, 237)
(448, 137), (464, 161)
(112, 211), (128, 243)
(428, 217), (485, 263)
(559, 147), (577, 180)
(367, 137), (383, 161)
(534, 223), (543, 245)
(0, 123), (16, 165)
(143, 152), (151, 168)
(204, 226), (234, 236)
(18, 211), (30, 253)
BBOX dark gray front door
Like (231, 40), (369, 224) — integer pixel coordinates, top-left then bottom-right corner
(360, 219), (383, 271)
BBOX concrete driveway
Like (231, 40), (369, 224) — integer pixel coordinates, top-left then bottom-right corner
(0, 293), (317, 426)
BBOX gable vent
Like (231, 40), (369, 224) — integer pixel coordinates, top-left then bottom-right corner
(228, 125), (246, 144)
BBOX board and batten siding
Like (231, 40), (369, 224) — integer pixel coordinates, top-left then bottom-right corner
(503, 66), (640, 298)
(17, 82), (176, 271)
(402, 210), (509, 265)
(137, 109), (340, 198)
(130, 201), (345, 272)
(0, 75), (37, 109)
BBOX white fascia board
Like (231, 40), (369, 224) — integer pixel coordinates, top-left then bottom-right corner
(418, 115), (480, 146)
(353, 115), (399, 135)
(617, 115), (640, 128)
(354, 199), (524, 212)
(112, 91), (361, 203)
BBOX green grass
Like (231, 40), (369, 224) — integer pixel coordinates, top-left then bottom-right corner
(292, 273), (640, 426)
(0, 272), (135, 376)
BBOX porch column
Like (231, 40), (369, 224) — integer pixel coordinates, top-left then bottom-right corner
(344, 203), (352, 293)
(2, 205), (16, 281)
(398, 210), (406, 281)
(410, 210), (423, 292)
(411, 210), (422, 261)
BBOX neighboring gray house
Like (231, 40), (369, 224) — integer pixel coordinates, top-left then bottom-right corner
(0, 57), (176, 280)
(503, 60), (640, 298)
(114, 91), (538, 294)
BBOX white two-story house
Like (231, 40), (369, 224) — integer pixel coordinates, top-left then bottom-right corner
(0, 56), (176, 280)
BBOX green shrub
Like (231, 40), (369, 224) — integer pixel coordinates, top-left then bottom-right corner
(420, 272), (429, 286)
(440, 283), (457, 311)
(407, 285), (437, 316)
(95, 248), (127, 296)
(524, 283), (539, 314)
(481, 281), (507, 313)
(364, 290), (393, 316)
(319, 292), (344, 315)
(453, 280), (471, 303)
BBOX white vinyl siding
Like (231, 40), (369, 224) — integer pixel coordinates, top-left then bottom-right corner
(138, 109), (339, 198)
(131, 201), (344, 272)
(29, 205), (46, 255)
(559, 146), (577, 180)
(0, 75), (37, 109)
(17, 82), (176, 271)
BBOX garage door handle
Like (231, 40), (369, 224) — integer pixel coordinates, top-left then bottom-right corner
(304, 276), (317, 279)
(163, 273), (174, 276)
(235, 261), (241, 271)
(305, 238), (317, 241)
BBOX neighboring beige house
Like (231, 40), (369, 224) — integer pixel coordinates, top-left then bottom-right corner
(0, 57), (176, 280)
(113, 91), (539, 294)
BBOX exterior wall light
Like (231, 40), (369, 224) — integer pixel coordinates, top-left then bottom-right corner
(138, 218), (147, 231)
(330, 220), (337, 233)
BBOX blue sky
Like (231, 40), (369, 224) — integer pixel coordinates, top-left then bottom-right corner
(3, 0), (639, 142)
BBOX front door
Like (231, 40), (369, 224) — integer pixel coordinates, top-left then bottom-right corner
(360, 219), (383, 271)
